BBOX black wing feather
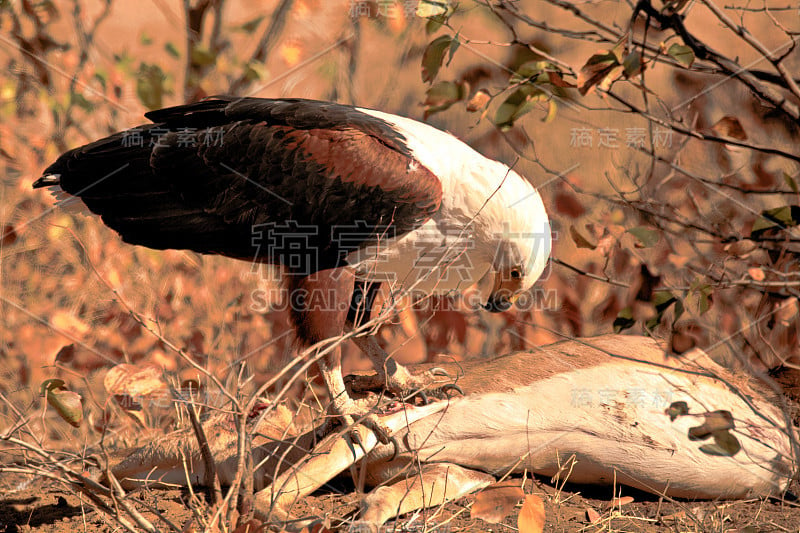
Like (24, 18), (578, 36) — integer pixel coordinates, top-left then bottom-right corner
(36, 97), (442, 272)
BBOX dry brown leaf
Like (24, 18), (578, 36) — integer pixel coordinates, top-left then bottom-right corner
(180, 517), (198, 532)
(724, 239), (757, 257)
(569, 225), (596, 249)
(586, 507), (602, 523)
(1, 224), (17, 246)
(547, 70), (576, 88)
(747, 267), (765, 281)
(712, 116), (748, 141)
(554, 190), (585, 218)
(775, 297), (799, 325)
(608, 495), (634, 508)
(577, 51), (620, 95)
(471, 480), (524, 523)
(517, 494), (545, 533)
(467, 89), (491, 112)
(41, 379), (83, 428)
(54, 344), (76, 364)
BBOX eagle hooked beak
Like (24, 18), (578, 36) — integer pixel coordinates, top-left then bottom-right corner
(482, 266), (524, 313)
(483, 294), (513, 313)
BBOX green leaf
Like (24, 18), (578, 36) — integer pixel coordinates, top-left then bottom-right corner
(70, 91), (93, 112)
(752, 216), (779, 234)
(646, 290), (678, 330)
(665, 401), (689, 421)
(627, 226), (660, 248)
(672, 298), (685, 324)
(140, 31), (153, 46)
(114, 51), (135, 74)
(92, 70), (107, 91)
(242, 62), (268, 82)
(613, 307), (636, 333)
(426, 17), (443, 34)
(40, 378), (67, 396)
(41, 379), (83, 428)
(623, 51), (643, 77)
(191, 45), (217, 68)
(684, 282), (712, 316)
(652, 290), (677, 311)
(136, 63), (167, 110)
(494, 85), (545, 130)
(543, 99), (558, 123)
(417, 0), (451, 18)
(510, 61), (546, 85)
(752, 205), (800, 235)
(667, 43), (694, 68)
(577, 51), (620, 95)
(447, 32), (460, 66)
(421, 35), (452, 83)
(423, 80), (467, 118)
(423, 1), (456, 33)
(784, 172), (799, 194)
(164, 42), (180, 59)
(766, 205), (799, 226)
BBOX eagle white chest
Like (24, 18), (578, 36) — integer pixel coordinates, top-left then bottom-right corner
(346, 108), (550, 298)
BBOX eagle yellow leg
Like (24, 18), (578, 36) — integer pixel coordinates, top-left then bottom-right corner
(287, 268), (395, 445)
(318, 345), (396, 445)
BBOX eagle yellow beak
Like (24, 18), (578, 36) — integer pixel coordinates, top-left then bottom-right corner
(482, 267), (523, 313)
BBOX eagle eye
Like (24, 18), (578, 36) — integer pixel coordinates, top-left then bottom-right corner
(510, 268), (522, 279)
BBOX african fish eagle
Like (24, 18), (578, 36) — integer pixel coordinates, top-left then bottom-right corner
(34, 96), (551, 441)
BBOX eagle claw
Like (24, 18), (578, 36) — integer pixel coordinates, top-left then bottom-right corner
(440, 383), (464, 397)
(343, 413), (400, 461)
(429, 367), (452, 378)
(345, 369), (463, 404)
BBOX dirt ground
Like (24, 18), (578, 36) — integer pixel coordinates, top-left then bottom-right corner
(2, 472), (799, 532)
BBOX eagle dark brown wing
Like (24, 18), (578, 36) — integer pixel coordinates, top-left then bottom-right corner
(35, 97), (442, 273)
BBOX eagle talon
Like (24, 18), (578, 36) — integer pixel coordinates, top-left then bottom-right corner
(346, 413), (400, 461)
(410, 389), (430, 405)
(441, 383), (464, 397)
(387, 435), (400, 462)
(429, 367), (451, 378)
(348, 425), (368, 456)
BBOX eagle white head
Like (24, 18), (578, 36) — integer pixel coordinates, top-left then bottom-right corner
(467, 164), (552, 312)
(357, 107), (552, 312)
